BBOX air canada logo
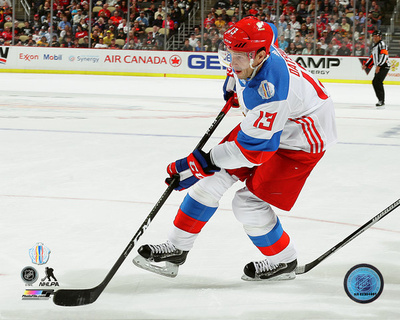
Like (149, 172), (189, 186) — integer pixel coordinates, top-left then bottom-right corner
(29, 242), (51, 265)
(169, 55), (182, 67)
(0, 47), (9, 64)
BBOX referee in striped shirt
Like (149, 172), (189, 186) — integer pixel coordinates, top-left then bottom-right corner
(363, 30), (390, 107)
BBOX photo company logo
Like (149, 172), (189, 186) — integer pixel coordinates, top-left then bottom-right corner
(344, 264), (384, 303)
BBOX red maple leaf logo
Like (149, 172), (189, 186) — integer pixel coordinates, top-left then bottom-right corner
(169, 55), (182, 67)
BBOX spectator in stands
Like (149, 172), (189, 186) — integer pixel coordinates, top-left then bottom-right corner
(214, 0), (229, 10)
(103, 29), (114, 46)
(340, 17), (351, 33)
(94, 17), (106, 33)
(91, 29), (101, 45)
(1, 26), (12, 41)
(202, 31), (212, 51)
(72, 8), (84, 33)
(228, 15), (237, 27)
(214, 15), (226, 31)
(319, 36), (328, 51)
(181, 38), (193, 51)
(136, 11), (149, 27)
(302, 41), (314, 55)
(26, 36), (36, 46)
(51, 34), (60, 47)
(132, 20), (145, 41)
(324, 25), (335, 43)
(153, 14), (164, 28)
(32, 13), (41, 29)
(117, 28), (126, 40)
(278, 34), (288, 51)
(369, 1), (382, 29)
(293, 34), (304, 54)
(277, 14), (287, 37)
(208, 35), (219, 52)
(304, 15), (313, 32)
(315, 16), (326, 38)
(80, 35), (89, 48)
(286, 42), (297, 55)
(21, 21), (33, 35)
(353, 41), (365, 56)
(61, 34), (74, 47)
(289, 14), (301, 33)
(188, 32), (198, 50)
(247, 3), (259, 16)
(110, 9), (123, 28)
(118, 18), (128, 34)
(39, 26), (50, 42)
(108, 38), (120, 49)
(204, 12), (215, 30)
(58, 15), (71, 35)
(337, 41), (351, 55)
(154, 5), (165, 21)
(32, 27), (41, 42)
(99, 4), (111, 19)
(284, 23), (296, 43)
(171, 1), (183, 25)
(75, 24), (88, 39)
(95, 36), (108, 48)
(162, 14), (174, 33)
(37, 35), (49, 47)
(315, 41), (325, 55)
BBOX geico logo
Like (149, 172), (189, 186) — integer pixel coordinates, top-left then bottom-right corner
(296, 57), (340, 69)
(188, 55), (224, 70)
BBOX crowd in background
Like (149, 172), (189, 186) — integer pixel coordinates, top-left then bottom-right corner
(0, 0), (387, 55)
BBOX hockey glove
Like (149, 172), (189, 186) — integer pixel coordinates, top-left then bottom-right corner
(166, 149), (220, 191)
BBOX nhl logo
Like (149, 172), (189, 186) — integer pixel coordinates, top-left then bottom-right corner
(29, 242), (51, 265)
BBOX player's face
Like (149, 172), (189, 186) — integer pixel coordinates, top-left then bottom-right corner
(228, 49), (254, 79)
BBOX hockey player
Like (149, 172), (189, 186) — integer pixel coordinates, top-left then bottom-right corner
(362, 30), (390, 108)
(133, 17), (337, 281)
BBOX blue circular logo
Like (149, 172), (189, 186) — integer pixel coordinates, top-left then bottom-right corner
(344, 264), (384, 303)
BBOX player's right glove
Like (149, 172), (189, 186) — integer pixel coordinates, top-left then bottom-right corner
(165, 149), (220, 191)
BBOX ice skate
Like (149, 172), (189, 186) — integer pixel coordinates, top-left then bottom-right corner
(375, 101), (385, 108)
(241, 258), (297, 281)
(133, 240), (188, 278)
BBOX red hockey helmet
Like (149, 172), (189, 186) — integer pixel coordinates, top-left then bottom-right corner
(223, 16), (275, 54)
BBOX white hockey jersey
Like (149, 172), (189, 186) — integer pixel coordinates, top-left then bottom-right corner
(211, 46), (337, 169)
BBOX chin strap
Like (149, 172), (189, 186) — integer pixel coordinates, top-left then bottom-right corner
(247, 55), (269, 81)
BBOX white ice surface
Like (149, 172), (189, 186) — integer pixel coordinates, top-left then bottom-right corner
(0, 74), (399, 320)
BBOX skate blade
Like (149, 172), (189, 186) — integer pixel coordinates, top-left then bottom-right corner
(133, 254), (179, 278)
(241, 271), (296, 281)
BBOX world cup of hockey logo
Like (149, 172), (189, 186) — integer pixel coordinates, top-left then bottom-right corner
(29, 243), (51, 265)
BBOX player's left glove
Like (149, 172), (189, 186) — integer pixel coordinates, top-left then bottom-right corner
(166, 149), (220, 191)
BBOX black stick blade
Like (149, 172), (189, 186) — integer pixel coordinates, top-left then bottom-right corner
(53, 288), (101, 306)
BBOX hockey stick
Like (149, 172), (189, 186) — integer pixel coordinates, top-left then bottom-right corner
(295, 198), (400, 275)
(53, 98), (234, 306)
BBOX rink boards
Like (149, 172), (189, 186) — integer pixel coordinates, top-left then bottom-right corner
(0, 46), (399, 84)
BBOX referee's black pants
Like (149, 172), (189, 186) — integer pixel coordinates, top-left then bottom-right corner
(372, 66), (389, 103)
